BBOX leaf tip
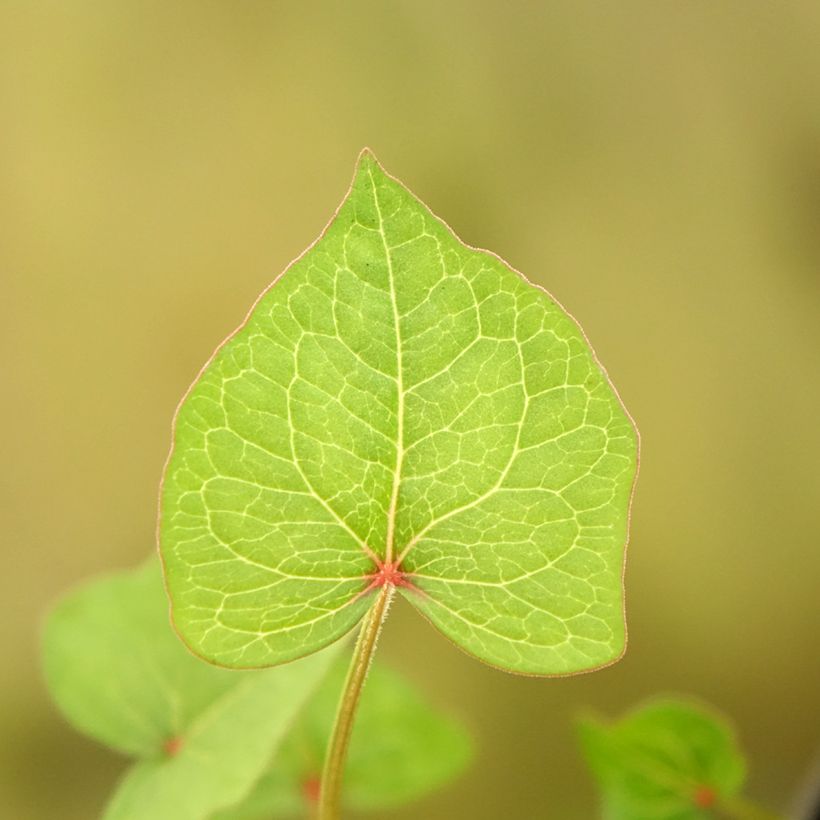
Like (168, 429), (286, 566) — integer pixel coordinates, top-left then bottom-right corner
(575, 710), (607, 744)
(356, 146), (383, 175)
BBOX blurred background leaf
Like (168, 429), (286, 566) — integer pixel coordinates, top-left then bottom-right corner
(218, 661), (472, 818)
(43, 558), (471, 819)
(578, 699), (749, 819)
(42, 559), (342, 820)
(4, 1), (820, 818)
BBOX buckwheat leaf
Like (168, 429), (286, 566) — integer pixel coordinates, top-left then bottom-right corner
(42, 560), (340, 820)
(216, 661), (472, 818)
(578, 699), (747, 820)
(159, 149), (638, 674)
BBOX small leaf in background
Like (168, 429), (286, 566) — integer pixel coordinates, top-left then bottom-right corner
(42, 560), (341, 820)
(216, 661), (473, 818)
(578, 699), (748, 820)
(160, 149), (638, 675)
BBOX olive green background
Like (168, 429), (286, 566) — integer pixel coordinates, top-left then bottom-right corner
(2, 2), (819, 818)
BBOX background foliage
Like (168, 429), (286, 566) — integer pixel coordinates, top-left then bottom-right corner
(2, 2), (819, 818)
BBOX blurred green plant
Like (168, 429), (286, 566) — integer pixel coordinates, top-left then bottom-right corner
(578, 699), (782, 820)
(42, 559), (471, 820)
(215, 660), (471, 819)
(158, 149), (638, 817)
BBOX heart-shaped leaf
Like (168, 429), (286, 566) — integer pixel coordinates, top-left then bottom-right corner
(42, 560), (341, 820)
(578, 699), (748, 820)
(216, 661), (472, 818)
(160, 150), (638, 674)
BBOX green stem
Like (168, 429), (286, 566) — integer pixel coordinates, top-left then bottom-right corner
(318, 584), (393, 820)
(719, 795), (784, 820)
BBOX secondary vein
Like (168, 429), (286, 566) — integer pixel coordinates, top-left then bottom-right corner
(285, 373), (380, 565)
(396, 337), (531, 567)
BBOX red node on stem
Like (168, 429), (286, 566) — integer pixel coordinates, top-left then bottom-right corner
(163, 736), (184, 757)
(693, 785), (716, 808)
(302, 775), (321, 804)
(359, 558), (417, 597)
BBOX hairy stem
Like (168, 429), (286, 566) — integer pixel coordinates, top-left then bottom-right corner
(318, 584), (393, 820)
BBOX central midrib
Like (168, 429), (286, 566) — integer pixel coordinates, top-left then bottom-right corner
(368, 166), (404, 566)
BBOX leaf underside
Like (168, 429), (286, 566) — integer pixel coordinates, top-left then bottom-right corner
(160, 150), (638, 674)
(578, 699), (747, 820)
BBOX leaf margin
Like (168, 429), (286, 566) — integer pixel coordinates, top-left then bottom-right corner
(156, 147), (641, 676)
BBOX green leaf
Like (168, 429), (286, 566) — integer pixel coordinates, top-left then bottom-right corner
(216, 661), (473, 818)
(160, 149), (638, 674)
(578, 699), (747, 820)
(42, 560), (341, 820)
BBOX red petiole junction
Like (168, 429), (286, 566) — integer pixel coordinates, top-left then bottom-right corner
(362, 558), (416, 594)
